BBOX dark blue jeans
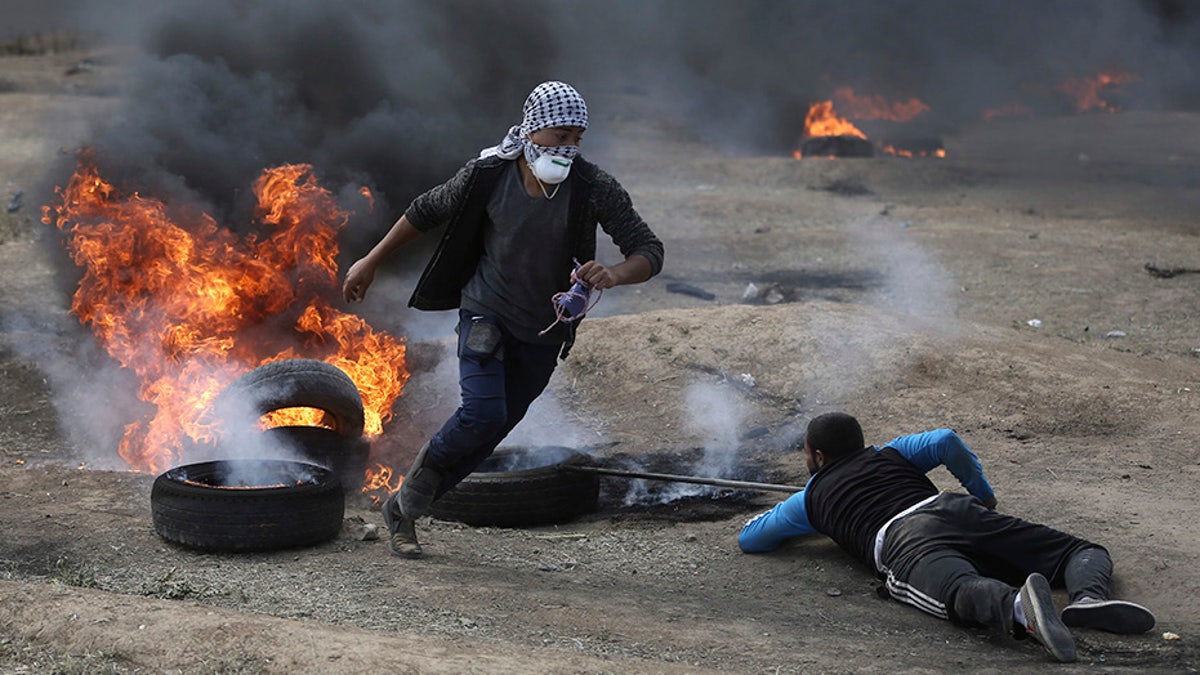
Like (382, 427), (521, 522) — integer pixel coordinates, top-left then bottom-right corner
(427, 310), (560, 498)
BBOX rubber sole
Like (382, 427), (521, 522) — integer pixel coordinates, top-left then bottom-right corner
(1062, 599), (1156, 634)
(1020, 573), (1077, 663)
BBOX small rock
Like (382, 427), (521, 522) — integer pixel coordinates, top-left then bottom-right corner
(1026, 319), (1043, 329)
(826, 588), (842, 597)
(1163, 631), (1181, 641)
(538, 564), (560, 573)
(739, 373), (756, 388)
(1104, 330), (1127, 339)
(742, 283), (760, 301)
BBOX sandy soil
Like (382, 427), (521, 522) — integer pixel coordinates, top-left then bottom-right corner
(2, 49), (1200, 673)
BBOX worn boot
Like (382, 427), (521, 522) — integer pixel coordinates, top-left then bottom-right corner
(381, 491), (422, 559)
(398, 442), (443, 520)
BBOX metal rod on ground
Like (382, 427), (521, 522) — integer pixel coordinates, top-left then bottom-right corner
(564, 464), (803, 494)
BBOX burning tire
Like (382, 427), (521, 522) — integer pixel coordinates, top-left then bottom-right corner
(262, 425), (369, 493)
(799, 134), (874, 158)
(214, 359), (365, 438)
(428, 446), (599, 528)
(151, 459), (345, 552)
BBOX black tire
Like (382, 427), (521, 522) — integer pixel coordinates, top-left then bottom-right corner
(213, 359), (365, 439)
(151, 459), (345, 552)
(428, 446), (599, 528)
(261, 426), (369, 493)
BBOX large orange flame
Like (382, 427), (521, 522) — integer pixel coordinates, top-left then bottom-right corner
(42, 154), (409, 476)
(802, 100), (868, 139)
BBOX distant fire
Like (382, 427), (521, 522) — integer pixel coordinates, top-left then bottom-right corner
(877, 143), (946, 159)
(982, 70), (1141, 121)
(796, 91), (943, 159)
(832, 86), (929, 122)
(42, 154), (409, 478)
(1057, 70), (1139, 113)
(802, 100), (867, 140)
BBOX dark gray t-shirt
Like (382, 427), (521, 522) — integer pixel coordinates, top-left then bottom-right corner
(461, 161), (574, 344)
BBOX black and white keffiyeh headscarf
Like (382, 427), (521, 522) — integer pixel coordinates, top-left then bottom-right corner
(482, 81), (589, 163)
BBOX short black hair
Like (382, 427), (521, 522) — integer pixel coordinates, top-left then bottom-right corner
(806, 412), (865, 461)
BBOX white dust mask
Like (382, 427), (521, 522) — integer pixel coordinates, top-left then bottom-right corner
(531, 151), (573, 184)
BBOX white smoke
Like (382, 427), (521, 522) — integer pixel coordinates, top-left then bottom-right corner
(853, 211), (959, 331)
(622, 379), (750, 506)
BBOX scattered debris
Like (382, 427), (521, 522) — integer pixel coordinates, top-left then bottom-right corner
(1145, 263), (1200, 279)
(742, 282), (794, 305)
(665, 282), (716, 300)
(343, 516), (379, 541)
(1026, 319), (1043, 328)
(1104, 330), (1127, 339)
(6, 190), (21, 213)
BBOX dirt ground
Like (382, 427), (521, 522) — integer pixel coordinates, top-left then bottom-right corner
(2, 49), (1200, 674)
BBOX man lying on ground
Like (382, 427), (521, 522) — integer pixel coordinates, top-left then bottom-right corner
(738, 412), (1155, 663)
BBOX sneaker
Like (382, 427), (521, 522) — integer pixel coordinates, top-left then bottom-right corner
(382, 491), (422, 559)
(1062, 598), (1156, 634)
(398, 443), (443, 520)
(1020, 573), (1077, 663)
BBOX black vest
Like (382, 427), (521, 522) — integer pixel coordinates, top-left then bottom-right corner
(805, 447), (939, 572)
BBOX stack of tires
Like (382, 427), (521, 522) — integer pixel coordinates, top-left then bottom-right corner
(151, 359), (368, 553)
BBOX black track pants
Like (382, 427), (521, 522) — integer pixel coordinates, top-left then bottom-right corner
(879, 493), (1110, 634)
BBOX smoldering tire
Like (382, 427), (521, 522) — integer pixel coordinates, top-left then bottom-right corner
(151, 459), (345, 552)
(428, 446), (600, 528)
